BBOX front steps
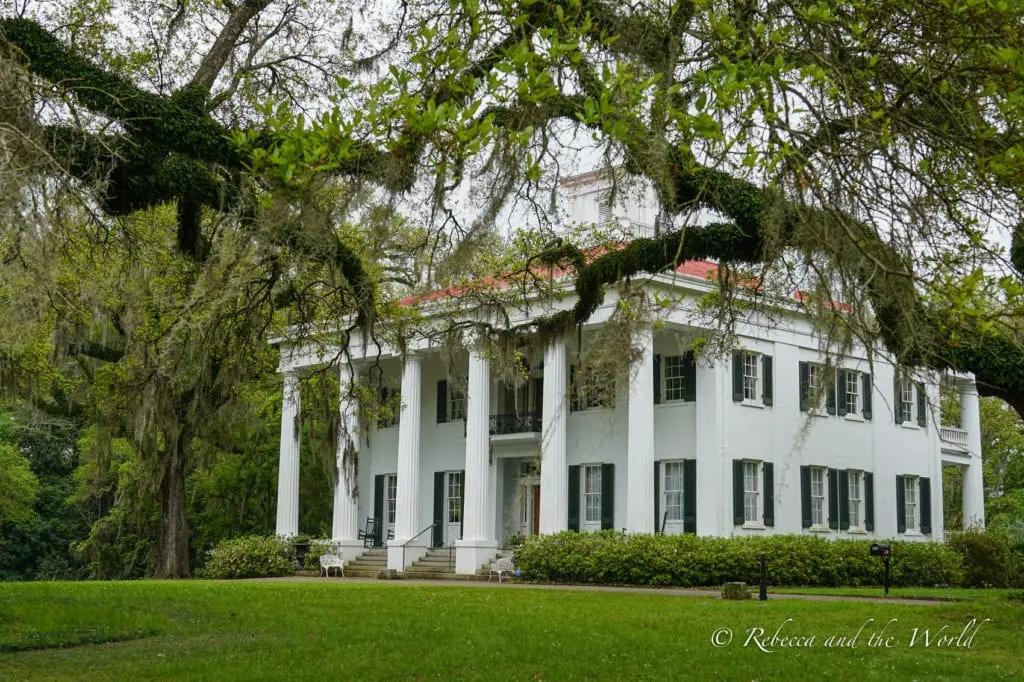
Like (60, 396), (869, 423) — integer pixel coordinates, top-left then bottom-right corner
(344, 548), (388, 577)
(310, 546), (511, 581)
(402, 547), (460, 579)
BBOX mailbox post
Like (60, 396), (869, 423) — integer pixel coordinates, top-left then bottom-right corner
(870, 543), (891, 595)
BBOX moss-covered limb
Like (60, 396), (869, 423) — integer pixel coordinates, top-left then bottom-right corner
(1, 18), (243, 169)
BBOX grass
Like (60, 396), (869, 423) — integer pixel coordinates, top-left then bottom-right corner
(0, 580), (1021, 680)
(770, 586), (1022, 601)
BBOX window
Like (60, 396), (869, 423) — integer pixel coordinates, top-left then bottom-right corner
(583, 465), (603, 525)
(598, 200), (612, 227)
(744, 461), (760, 523)
(663, 461), (685, 522)
(808, 364), (825, 410)
(742, 353), (759, 401)
(904, 476), (919, 532)
(447, 472), (462, 524)
(848, 471), (863, 529)
(844, 372), (859, 415)
(663, 356), (688, 402)
(386, 474), (398, 524)
(810, 467), (826, 526)
(379, 388), (400, 428)
(572, 365), (615, 410)
(449, 385), (466, 422)
(901, 381), (914, 424)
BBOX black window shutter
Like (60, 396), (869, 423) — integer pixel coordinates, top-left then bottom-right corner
(917, 383), (927, 427)
(732, 352), (744, 402)
(862, 373), (872, 420)
(732, 460), (745, 525)
(864, 472), (874, 531)
(653, 354), (662, 404)
(762, 355), (773, 406)
(896, 475), (906, 533)
(437, 380), (448, 423)
(799, 362), (810, 411)
(920, 477), (932, 534)
(684, 351), (697, 402)
(827, 468), (839, 529)
(683, 458), (697, 534)
(459, 469), (466, 539)
(763, 462), (775, 527)
(532, 377), (543, 416)
(373, 474), (385, 547)
(569, 365), (578, 412)
(653, 461), (661, 532)
(600, 463), (615, 530)
(826, 366), (837, 415)
(836, 370), (848, 416)
(568, 465), (580, 531)
(838, 469), (850, 531)
(432, 472), (444, 547)
(894, 374), (904, 424)
(800, 466), (812, 528)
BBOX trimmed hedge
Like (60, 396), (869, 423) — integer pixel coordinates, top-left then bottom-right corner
(198, 535), (294, 579)
(514, 532), (970, 588)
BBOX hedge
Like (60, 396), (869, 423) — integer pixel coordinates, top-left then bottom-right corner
(197, 535), (294, 579)
(513, 531), (994, 588)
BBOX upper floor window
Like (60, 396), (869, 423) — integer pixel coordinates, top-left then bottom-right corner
(571, 365), (616, 411)
(378, 387), (400, 429)
(732, 351), (773, 406)
(894, 373), (926, 427)
(437, 379), (465, 423)
(837, 369), (872, 419)
(658, 352), (696, 403)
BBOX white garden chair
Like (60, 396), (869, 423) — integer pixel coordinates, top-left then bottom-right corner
(488, 556), (515, 583)
(319, 552), (345, 577)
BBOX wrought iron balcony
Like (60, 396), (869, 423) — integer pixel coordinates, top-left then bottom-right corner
(489, 412), (542, 435)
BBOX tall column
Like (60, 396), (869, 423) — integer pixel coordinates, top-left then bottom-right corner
(389, 355), (424, 570)
(627, 328), (655, 533)
(332, 364), (363, 561)
(456, 350), (498, 573)
(275, 371), (301, 537)
(540, 338), (568, 534)
(960, 382), (986, 528)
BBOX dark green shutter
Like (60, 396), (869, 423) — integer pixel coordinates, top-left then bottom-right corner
(532, 377), (543, 416)
(569, 365), (578, 412)
(763, 462), (774, 527)
(917, 383), (927, 427)
(437, 380), (448, 423)
(732, 352), (744, 402)
(800, 466), (812, 528)
(920, 477), (932, 534)
(826, 366), (837, 415)
(432, 472), (444, 547)
(762, 355), (773, 406)
(896, 475), (906, 533)
(732, 460), (745, 525)
(836, 370), (848, 416)
(827, 468), (839, 529)
(799, 362), (810, 411)
(653, 355), (662, 405)
(568, 465), (580, 531)
(894, 375), (904, 424)
(373, 475), (385, 547)
(684, 351), (697, 402)
(600, 463), (615, 530)
(862, 373), (872, 419)
(653, 461), (661, 532)
(838, 469), (850, 531)
(683, 458), (697, 534)
(459, 469), (466, 540)
(864, 472), (875, 531)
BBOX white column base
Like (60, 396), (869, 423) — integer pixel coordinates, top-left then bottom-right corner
(387, 543), (427, 571)
(331, 539), (367, 563)
(455, 539), (499, 574)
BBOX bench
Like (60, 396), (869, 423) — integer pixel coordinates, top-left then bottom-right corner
(488, 556), (516, 583)
(319, 553), (345, 577)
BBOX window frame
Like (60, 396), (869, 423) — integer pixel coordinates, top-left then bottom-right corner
(446, 471), (463, 524)
(572, 365), (616, 411)
(901, 380), (915, 424)
(662, 460), (685, 524)
(742, 352), (760, 402)
(385, 474), (398, 524)
(661, 355), (688, 403)
(810, 466), (827, 528)
(448, 384), (466, 422)
(848, 470), (863, 530)
(807, 363), (828, 412)
(582, 464), (603, 529)
(743, 460), (761, 525)
(844, 371), (859, 415)
(904, 475), (919, 532)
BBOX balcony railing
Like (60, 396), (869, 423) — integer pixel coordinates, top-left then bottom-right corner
(489, 412), (542, 435)
(940, 426), (969, 450)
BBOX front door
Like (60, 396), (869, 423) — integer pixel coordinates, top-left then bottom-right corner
(444, 471), (463, 545)
(385, 474), (397, 542)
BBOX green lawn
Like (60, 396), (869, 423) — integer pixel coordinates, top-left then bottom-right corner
(770, 586), (1022, 601)
(1, 581), (1022, 680)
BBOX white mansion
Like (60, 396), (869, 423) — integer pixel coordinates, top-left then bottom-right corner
(272, 174), (986, 575)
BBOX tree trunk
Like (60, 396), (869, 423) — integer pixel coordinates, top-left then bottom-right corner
(155, 446), (190, 578)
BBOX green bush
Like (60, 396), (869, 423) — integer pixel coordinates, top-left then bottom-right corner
(198, 535), (294, 579)
(514, 532), (965, 588)
(301, 539), (338, 570)
(947, 528), (1015, 587)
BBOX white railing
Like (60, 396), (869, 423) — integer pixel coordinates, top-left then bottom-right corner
(940, 426), (969, 450)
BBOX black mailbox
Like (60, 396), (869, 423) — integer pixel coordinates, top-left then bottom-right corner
(870, 543), (891, 557)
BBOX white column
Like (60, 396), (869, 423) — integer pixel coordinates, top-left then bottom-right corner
(540, 338), (568, 534)
(332, 364), (363, 561)
(456, 350), (498, 573)
(275, 372), (301, 537)
(627, 328), (655, 533)
(960, 383), (986, 528)
(695, 359), (722, 535)
(389, 355), (424, 570)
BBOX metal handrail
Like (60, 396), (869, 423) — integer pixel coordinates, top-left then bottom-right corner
(399, 523), (435, 571)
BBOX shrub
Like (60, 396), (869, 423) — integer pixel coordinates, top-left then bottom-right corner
(302, 539), (339, 570)
(198, 535), (294, 579)
(514, 532), (964, 588)
(946, 529), (1014, 587)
